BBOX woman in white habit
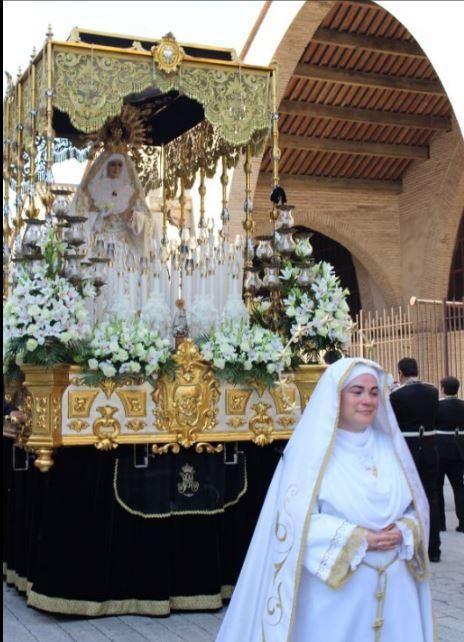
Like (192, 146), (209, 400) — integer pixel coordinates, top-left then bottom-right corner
(216, 357), (435, 642)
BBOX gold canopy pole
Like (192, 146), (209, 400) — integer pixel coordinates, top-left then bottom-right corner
(220, 154), (229, 237)
(178, 177), (186, 301)
(15, 67), (24, 229)
(269, 59), (280, 239)
(269, 60), (282, 320)
(242, 143), (254, 309)
(3, 86), (12, 243)
(29, 48), (37, 203)
(179, 177), (186, 231)
(161, 145), (169, 251)
(41, 24), (55, 217)
(198, 163), (206, 233)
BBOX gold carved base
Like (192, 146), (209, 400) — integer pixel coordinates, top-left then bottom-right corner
(13, 348), (329, 470)
(20, 365), (71, 473)
(293, 364), (327, 409)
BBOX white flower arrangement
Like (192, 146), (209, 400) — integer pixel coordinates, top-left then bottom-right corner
(282, 261), (353, 359)
(82, 316), (174, 383)
(3, 263), (92, 371)
(199, 320), (291, 387)
(250, 260), (353, 365)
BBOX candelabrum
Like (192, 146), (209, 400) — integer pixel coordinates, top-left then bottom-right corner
(243, 203), (315, 329)
(8, 187), (110, 299)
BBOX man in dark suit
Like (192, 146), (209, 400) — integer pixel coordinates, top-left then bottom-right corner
(390, 357), (441, 562)
(436, 376), (464, 533)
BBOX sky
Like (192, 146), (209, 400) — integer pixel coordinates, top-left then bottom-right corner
(3, 0), (464, 208)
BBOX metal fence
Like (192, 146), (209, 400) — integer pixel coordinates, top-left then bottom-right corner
(349, 298), (464, 392)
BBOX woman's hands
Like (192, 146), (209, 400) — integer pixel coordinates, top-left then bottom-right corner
(366, 524), (403, 551)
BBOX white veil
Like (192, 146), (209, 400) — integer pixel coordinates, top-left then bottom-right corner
(69, 149), (155, 257)
(216, 357), (432, 642)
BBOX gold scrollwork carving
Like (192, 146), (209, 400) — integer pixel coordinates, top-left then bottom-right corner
(17, 394), (33, 447)
(68, 390), (99, 418)
(153, 340), (220, 449)
(152, 443), (181, 456)
(249, 402), (274, 447)
(68, 419), (90, 433)
(270, 385), (297, 414)
(117, 390), (147, 417)
(52, 395), (62, 434)
(99, 377), (144, 399)
(277, 415), (296, 428)
(226, 416), (247, 428)
(93, 406), (120, 451)
(151, 33), (185, 74)
(195, 442), (224, 454)
(35, 396), (49, 434)
(226, 388), (252, 415)
(126, 419), (147, 432)
(99, 379), (119, 399)
(249, 379), (267, 398)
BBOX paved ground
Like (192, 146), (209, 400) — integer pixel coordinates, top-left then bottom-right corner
(4, 482), (463, 642)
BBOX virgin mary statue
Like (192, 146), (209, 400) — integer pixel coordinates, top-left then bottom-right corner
(69, 150), (156, 320)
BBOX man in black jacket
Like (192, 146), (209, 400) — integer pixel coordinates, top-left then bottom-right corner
(390, 357), (441, 562)
(436, 376), (464, 533)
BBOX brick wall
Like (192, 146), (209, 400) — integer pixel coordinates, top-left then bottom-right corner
(228, 1), (464, 311)
(398, 116), (464, 304)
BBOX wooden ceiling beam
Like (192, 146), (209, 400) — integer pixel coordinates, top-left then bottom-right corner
(312, 28), (425, 58)
(293, 63), (446, 95)
(280, 133), (428, 161)
(279, 100), (451, 131)
(263, 172), (403, 194)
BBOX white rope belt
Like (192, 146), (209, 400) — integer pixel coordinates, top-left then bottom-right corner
(402, 430), (435, 437)
(361, 552), (399, 642)
(435, 430), (464, 436)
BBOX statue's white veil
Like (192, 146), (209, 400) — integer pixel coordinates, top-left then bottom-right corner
(216, 357), (433, 642)
(68, 149), (155, 256)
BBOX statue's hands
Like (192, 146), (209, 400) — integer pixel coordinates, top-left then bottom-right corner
(366, 526), (403, 551)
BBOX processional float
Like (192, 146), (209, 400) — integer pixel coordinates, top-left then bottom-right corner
(3, 27), (331, 471)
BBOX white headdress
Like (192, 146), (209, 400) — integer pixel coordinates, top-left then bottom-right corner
(216, 357), (431, 642)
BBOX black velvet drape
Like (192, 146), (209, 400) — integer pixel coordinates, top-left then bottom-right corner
(3, 440), (281, 615)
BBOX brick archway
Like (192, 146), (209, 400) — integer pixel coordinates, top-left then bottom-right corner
(228, 0), (464, 309)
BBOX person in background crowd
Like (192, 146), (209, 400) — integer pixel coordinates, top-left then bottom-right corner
(435, 376), (464, 533)
(390, 357), (441, 562)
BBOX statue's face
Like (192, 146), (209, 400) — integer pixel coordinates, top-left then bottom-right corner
(107, 159), (123, 179)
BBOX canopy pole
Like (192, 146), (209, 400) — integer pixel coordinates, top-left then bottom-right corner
(45, 24), (54, 200)
(29, 48), (37, 201)
(15, 67), (24, 228)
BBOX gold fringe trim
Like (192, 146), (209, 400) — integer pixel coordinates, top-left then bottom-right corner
(52, 51), (269, 145)
(4, 566), (30, 593)
(26, 585), (234, 616)
(326, 526), (369, 590)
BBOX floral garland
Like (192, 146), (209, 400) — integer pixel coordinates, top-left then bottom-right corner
(78, 316), (175, 385)
(199, 320), (291, 388)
